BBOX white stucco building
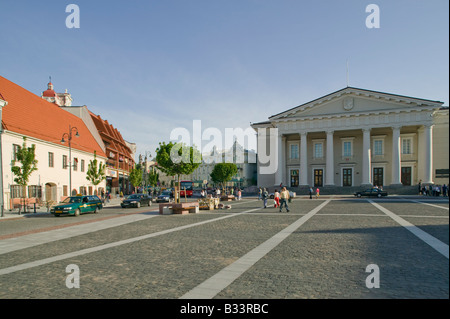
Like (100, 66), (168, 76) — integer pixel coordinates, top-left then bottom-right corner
(252, 87), (449, 191)
(1, 76), (107, 211)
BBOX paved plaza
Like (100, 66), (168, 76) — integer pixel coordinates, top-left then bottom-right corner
(0, 196), (448, 303)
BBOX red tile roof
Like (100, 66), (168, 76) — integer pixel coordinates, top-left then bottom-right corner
(0, 75), (106, 158)
(89, 111), (134, 161)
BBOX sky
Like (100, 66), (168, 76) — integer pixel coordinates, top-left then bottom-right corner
(1, 0), (448, 160)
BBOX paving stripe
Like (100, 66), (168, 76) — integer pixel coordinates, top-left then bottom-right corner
(0, 208), (260, 276)
(409, 200), (449, 210)
(369, 200), (449, 259)
(0, 212), (159, 255)
(180, 199), (331, 299)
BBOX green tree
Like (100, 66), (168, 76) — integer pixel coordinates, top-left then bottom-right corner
(155, 142), (201, 203)
(11, 137), (38, 213)
(86, 151), (106, 195)
(129, 165), (143, 193)
(147, 167), (159, 187)
(210, 163), (238, 190)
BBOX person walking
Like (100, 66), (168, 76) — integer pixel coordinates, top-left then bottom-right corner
(274, 189), (280, 208)
(279, 187), (290, 212)
(262, 188), (269, 208)
(309, 187), (313, 199)
(259, 187), (262, 200)
(315, 187), (320, 199)
(238, 189), (242, 201)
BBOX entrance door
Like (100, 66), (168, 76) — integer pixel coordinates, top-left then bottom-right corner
(290, 169), (299, 187)
(373, 168), (384, 187)
(343, 168), (352, 186)
(401, 167), (412, 186)
(45, 183), (57, 202)
(314, 169), (323, 187)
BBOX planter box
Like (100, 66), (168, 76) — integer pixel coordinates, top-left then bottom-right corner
(199, 198), (220, 210)
(159, 202), (199, 215)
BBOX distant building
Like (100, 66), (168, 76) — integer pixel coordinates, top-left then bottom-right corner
(190, 141), (257, 188)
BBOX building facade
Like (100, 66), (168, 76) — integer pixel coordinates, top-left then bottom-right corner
(1, 76), (107, 210)
(252, 87), (449, 190)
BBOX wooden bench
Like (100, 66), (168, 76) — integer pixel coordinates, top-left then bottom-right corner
(10, 197), (41, 210)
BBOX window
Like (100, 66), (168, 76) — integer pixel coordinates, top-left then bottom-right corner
(63, 185), (68, 197)
(63, 155), (68, 169)
(28, 185), (42, 198)
(10, 185), (25, 198)
(343, 141), (352, 156)
(48, 152), (54, 167)
(13, 144), (20, 161)
(402, 138), (412, 154)
(73, 158), (78, 171)
(373, 140), (383, 156)
(314, 143), (323, 159)
(290, 143), (299, 159)
(81, 159), (85, 172)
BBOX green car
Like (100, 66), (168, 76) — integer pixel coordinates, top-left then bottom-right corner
(51, 195), (103, 217)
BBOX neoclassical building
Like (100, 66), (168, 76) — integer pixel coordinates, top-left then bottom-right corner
(252, 87), (449, 190)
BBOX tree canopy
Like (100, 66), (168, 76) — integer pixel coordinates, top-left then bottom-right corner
(11, 137), (38, 187)
(86, 151), (106, 190)
(210, 163), (238, 187)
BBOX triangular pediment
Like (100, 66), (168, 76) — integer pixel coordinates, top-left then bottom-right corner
(270, 87), (443, 120)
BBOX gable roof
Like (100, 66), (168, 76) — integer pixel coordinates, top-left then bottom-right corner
(0, 75), (106, 158)
(89, 111), (134, 160)
(269, 86), (444, 120)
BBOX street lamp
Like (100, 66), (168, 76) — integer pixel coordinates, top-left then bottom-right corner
(61, 125), (79, 195)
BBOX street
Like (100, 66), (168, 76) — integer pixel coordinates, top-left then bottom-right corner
(0, 196), (448, 302)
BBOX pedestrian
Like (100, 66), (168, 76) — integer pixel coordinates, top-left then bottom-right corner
(279, 187), (290, 212)
(315, 187), (320, 199)
(259, 187), (262, 200)
(309, 187), (313, 199)
(262, 188), (269, 208)
(443, 184), (448, 197)
(274, 189), (280, 208)
(238, 189), (242, 201)
(418, 180), (422, 195)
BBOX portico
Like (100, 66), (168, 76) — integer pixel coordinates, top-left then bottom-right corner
(252, 87), (446, 189)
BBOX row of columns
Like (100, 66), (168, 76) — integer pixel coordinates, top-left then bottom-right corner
(275, 124), (434, 186)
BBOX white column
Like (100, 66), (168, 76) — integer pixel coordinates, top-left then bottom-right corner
(300, 132), (308, 186)
(275, 134), (283, 185)
(281, 136), (286, 185)
(423, 124), (434, 184)
(325, 130), (334, 186)
(362, 128), (372, 185)
(391, 126), (402, 185)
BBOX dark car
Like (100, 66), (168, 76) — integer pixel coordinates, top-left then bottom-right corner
(354, 188), (388, 198)
(51, 195), (103, 216)
(121, 193), (152, 208)
(156, 190), (173, 203)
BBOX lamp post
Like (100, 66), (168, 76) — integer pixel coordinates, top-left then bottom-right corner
(61, 125), (79, 196)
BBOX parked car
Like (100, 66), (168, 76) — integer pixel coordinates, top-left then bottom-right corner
(121, 193), (152, 208)
(51, 195), (103, 216)
(156, 190), (173, 203)
(354, 188), (388, 198)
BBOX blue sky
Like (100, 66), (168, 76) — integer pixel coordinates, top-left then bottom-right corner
(1, 0), (448, 159)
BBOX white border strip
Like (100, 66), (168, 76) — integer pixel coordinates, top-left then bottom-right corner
(180, 200), (331, 299)
(409, 199), (449, 210)
(369, 200), (449, 259)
